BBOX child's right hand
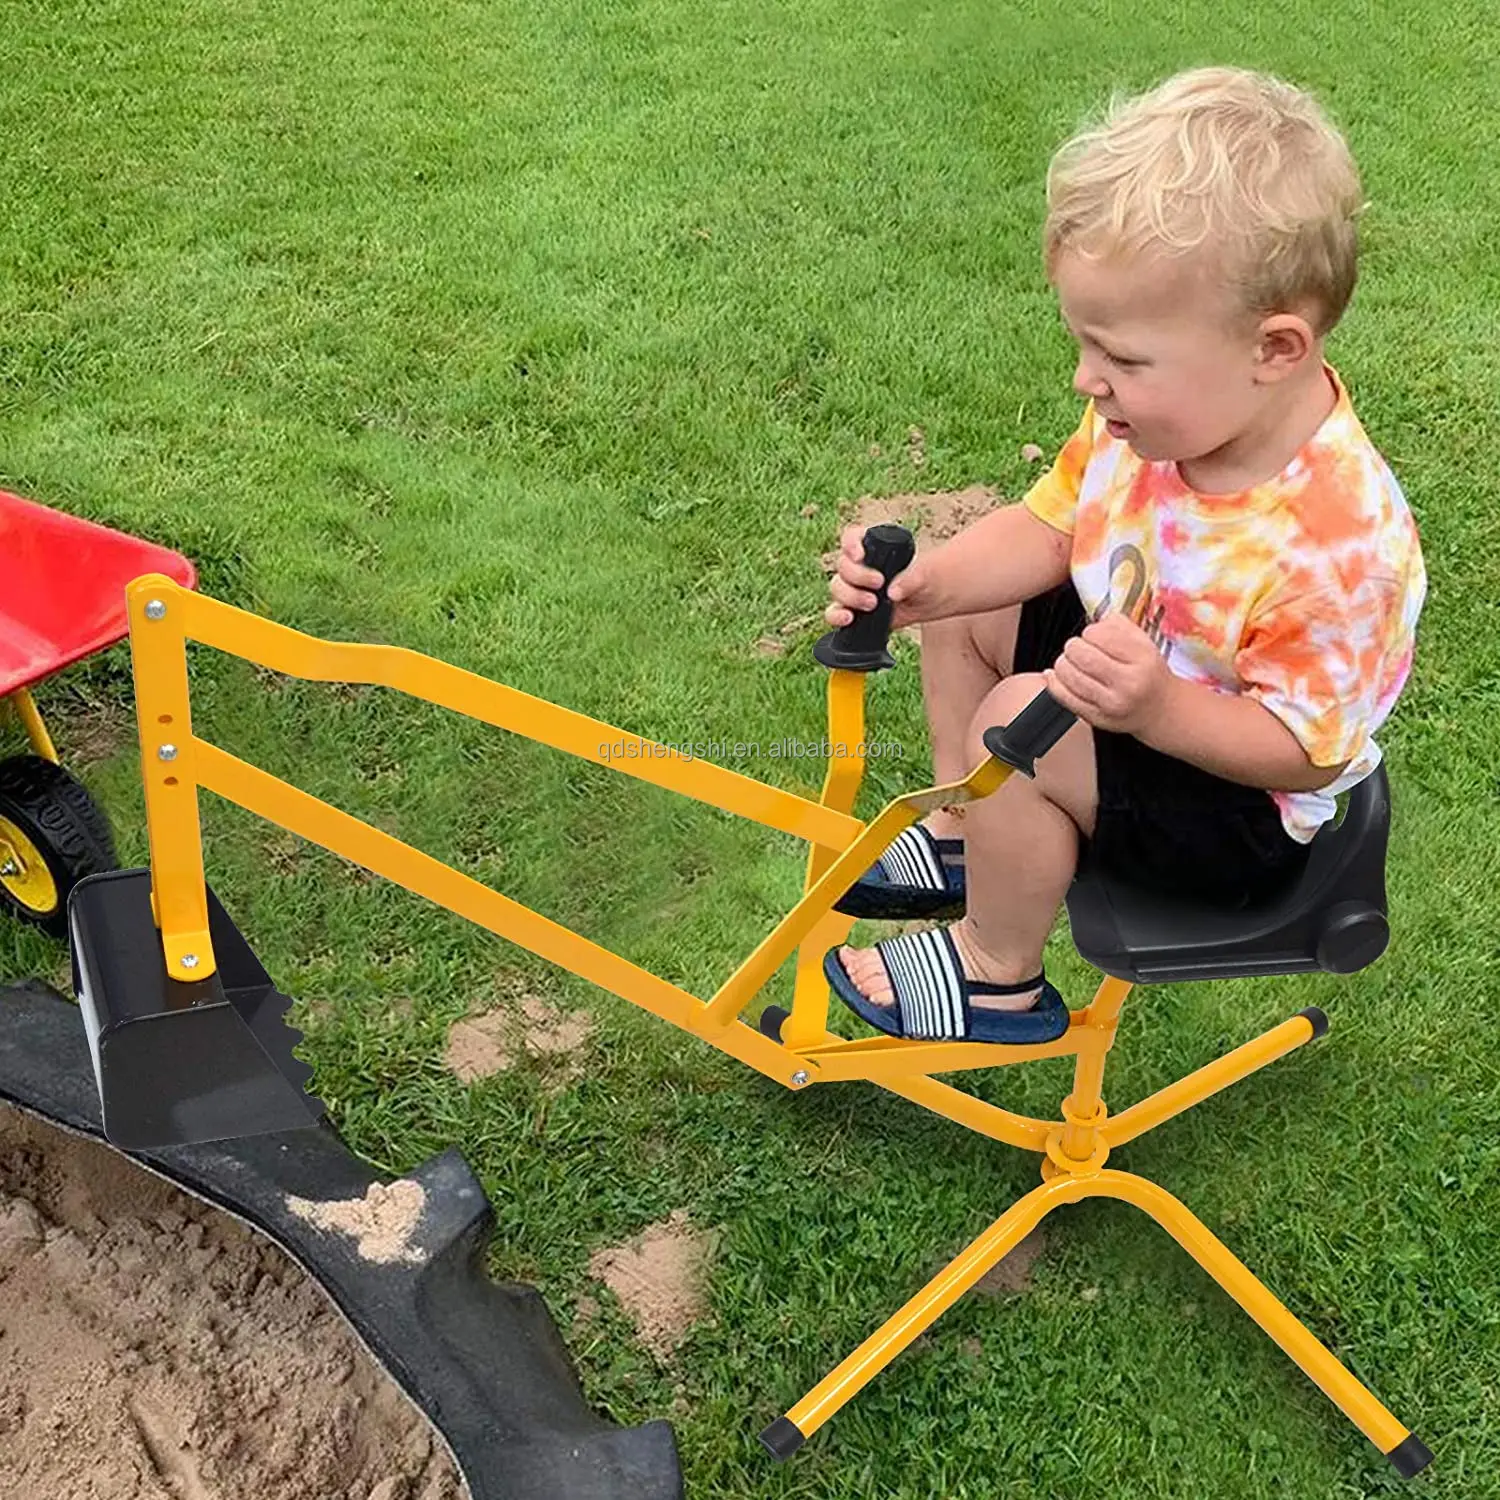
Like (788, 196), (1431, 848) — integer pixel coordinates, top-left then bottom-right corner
(825, 525), (926, 630)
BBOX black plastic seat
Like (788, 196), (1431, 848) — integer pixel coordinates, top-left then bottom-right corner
(1064, 765), (1391, 984)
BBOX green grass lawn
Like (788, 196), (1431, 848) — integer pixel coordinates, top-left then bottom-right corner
(5, 1), (1499, 1494)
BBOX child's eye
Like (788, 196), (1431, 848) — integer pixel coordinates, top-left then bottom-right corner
(1107, 352), (1144, 370)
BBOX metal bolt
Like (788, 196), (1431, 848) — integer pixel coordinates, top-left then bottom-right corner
(144, 599), (167, 620)
(158, 744), (178, 761)
(1, 860), (17, 877)
(179, 953), (200, 970)
(791, 1070), (810, 1087)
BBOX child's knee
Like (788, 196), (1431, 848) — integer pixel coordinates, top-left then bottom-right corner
(967, 671), (1049, 756)
(919, 614), (981, 672)
(925, 606), (1023, 673)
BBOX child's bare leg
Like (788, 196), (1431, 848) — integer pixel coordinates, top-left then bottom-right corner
(949, 675), (1096, 1001)
(840, 671), (1096, 1011)
(913, 609), (1022, 841)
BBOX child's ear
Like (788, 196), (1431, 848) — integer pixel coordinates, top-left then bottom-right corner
(1253, 313), (1318, 382)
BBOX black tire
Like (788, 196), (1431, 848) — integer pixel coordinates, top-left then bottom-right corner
(0, 755), (118, 937)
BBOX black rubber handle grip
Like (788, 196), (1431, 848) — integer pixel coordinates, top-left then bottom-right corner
(813, 524), (917, 672)
(982, 689), (1078, 777)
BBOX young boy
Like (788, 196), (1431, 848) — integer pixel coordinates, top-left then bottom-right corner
(823, 67), (1426, 1044)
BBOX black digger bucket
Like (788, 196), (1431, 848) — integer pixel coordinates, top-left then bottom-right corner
(69, 868), (324, 1150)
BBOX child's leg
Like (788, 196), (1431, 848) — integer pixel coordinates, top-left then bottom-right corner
(833, 608), (1032, 920)
(839, 670), (1096, 1011)
(912, 609), (1024, 843)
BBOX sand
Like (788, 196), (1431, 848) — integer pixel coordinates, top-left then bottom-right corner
(0, 1102), (468, 1500)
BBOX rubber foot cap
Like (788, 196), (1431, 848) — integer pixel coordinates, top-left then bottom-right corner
(1387, 1433), (1433, 1477)
(759, 1416), (806, 1461)
(759, 1005), (789, 1043)
(1298, 1005), (1330, 1039)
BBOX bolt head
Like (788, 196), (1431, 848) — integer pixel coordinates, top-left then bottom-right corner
(157, 744), (178, 761)
(179, 953), (200, 970)
(791, 1070), (810, 1087)
(144, 599), (167, 620)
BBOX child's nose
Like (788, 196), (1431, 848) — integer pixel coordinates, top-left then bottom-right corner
(1072, 356), (1111, 400)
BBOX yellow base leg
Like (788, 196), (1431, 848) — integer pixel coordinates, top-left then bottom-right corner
(759, 1173), (1086, 1456)
(1103, 1008), (1326, 1149)
(765, 1161), (1431, 1477)
(1094, 1170), (1430, 1474)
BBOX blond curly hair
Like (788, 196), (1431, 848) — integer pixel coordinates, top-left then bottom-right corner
(1045, 68), (1365, 332)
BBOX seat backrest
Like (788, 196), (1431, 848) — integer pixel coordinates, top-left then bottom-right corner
(1065, 764), (1392, 983)
(1292, 762), (1390, 913)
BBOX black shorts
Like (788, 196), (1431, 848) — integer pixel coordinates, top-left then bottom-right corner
(1013, 583), (1312, 907)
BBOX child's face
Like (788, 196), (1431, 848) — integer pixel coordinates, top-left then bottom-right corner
(1051, 247), (1270, 466)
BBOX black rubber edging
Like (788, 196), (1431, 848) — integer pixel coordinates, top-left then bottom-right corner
(0, 980), (683, 1500)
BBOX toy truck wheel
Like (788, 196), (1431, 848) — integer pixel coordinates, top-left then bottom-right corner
(0, 755), (118, 937)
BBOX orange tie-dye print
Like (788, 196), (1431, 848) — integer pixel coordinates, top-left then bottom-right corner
(1023, 366), (1426, 841)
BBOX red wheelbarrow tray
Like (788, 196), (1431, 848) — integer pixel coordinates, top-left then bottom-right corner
(0, 489), (197, 697)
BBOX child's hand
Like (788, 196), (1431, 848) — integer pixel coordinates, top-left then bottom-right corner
(825, 525), (927, 630)
(1044, 613), (1171, 734)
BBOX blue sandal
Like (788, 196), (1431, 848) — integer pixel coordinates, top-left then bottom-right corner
(823, 927), (1070, 1044)
(833, 825), (966, 920)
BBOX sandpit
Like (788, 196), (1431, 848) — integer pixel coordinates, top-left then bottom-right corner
(0, 1101), (469, 1500)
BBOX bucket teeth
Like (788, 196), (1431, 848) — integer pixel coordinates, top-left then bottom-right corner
(268, 1025), (313, 1072)
(263, 1011), (323, 1104)
(277, 1048), (318, 1096)
(236, 983), (325, 1110)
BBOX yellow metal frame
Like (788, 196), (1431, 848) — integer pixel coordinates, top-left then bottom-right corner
(120, 572), (1422, 1469)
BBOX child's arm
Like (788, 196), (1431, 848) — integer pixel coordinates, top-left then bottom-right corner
(827, 504), (1071, 630)
(1044, 608), (1370, 791)
(1045, 613), (1344, 789)
(1141, 677), (1348, 791)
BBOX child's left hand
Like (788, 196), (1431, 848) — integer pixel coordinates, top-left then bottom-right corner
(1044, 613), (1171, 735)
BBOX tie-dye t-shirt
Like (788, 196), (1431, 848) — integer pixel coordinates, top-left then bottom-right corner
(1022, 366), (1426, 842)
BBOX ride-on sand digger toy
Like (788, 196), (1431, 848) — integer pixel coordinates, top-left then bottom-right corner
(67, 526), (1432, 1475)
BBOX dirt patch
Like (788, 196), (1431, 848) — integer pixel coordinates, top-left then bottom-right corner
(49, 699), (134, 768)
(443, 1014), (515, 1083)
(819, 485), (1004, 575)
(587, 1210), (716, 1362)
(0, 1102), (467, 1500)
(443, 984), (592, 1089)
(976, 1224), (1047, 1295)
(517, 995), (591, 1062)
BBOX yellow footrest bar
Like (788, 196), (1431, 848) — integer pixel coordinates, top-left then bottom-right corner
(794, 1022), (1087, 1081)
